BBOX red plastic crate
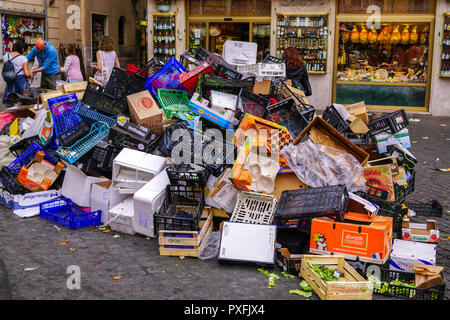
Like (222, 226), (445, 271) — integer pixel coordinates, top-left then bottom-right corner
(179, 62), (212, 93)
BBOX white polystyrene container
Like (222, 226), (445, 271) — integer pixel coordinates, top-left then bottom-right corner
(112, 148), (166, 194)
(108, 197), (136, 235)
(132, 169), (170, 238)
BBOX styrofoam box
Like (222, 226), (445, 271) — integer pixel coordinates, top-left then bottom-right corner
(218, 222), (276, 265)
(222, 40), (257, 66)
(91, 180), (129, 224)
(61, 164), (109, 207)
(133, 169), (170, 238)
(108, 197), (136, 235)
(389, 239), (436, 273)
(210, 91), (237, 111)
(112, 148), (166, 194)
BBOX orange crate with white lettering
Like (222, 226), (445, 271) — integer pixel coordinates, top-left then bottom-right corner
(309, 212), (393, 265)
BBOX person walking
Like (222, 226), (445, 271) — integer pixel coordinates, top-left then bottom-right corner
(60, 44), (83, 83)
(282, 47), (312, 97)
(27, 39), (60, 90)
(2, 41), (32, 104)
(91, 35), (120, 86)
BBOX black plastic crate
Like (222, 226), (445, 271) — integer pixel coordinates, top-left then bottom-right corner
(136, 57), (164, 78)
(91, 143), (121, 172)
(269, 78), (315, 121)
(386, 144), (418, 171)
(404, 200), (443, 217)
(57, 120), (90, 147)
(198, 74), (255, 98)
(195, 48), (242, 80)
(154, 184), (205, 232)
(263, 55), (284, 64)
(343, 132), (371, 146)
(82, 82), (128, 116)
(235, 88), (270, 120)
(372, 268), (445, 300)
(368, 109), (409, 136)
(9, 136), (42, 157)
(166, 163), (210, 187)
(275, 185), (349, 225)
(266, 98), (310, 139)
(180, 49), (203, 71)
(104, 67), (147, 99)
(322, 105), (350, 133)
(0, 167), (27, 195)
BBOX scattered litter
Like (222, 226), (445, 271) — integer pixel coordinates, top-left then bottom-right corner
(409, 118), (421, 122)
(54, 225), (61, 231)
(112, 276), (121, 280)
(69, 248), (76, 251)
(113, 235), (121, 239)
(440, 124), (447, 127)
(59, 242), (66, 245)
(179, 256), (185, 260)
(435, 168), (450, 172)
(103, 230), (111, 233)
(281, 271), (296, 279)
(289, 289), (312, 298)
(422, 137), (429, 139)
(24, 267), (37, 271)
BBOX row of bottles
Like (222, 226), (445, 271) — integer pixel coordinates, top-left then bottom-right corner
(442, 48), (450, 61)
(441, 61), (450, 76)
(277, 26), (328, 39)
(306, 60), (326, 72)
(277, 16), (326, 28)
(278, 38), (327, 50)
(153, 16), (175, 31)
(154, 31), (176, 45)
(441, 16), (450, 77)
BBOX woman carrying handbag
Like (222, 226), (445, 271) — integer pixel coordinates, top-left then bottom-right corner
(90, 35), (120, 86)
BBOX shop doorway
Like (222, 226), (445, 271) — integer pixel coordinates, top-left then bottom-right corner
(91, 14), (107, 63)
(207, 22), (249, 55)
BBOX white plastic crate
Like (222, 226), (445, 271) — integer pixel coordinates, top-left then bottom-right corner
(230, 191), (277, 225)
(210, 90), (237, 111)
(237, 63), (286, 78)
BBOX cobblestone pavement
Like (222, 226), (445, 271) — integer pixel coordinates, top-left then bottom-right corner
(0, 114), (449, 301)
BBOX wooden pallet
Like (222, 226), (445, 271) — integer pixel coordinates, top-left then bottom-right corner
(158, 208), (213, 257)
(300, 255), (373, 300)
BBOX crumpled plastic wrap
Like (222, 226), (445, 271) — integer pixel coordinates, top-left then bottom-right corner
(280, 139), (366, 192)
(198, 231), (221, 260)
(0, 135), (22, 189)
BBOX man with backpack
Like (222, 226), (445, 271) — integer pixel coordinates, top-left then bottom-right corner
(27, 39), (60, 90)
(2, 41), (32, 104)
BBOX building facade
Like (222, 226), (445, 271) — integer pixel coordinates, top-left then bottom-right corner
(146, 0), (450, 116)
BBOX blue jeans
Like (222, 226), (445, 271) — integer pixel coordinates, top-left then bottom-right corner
(2, 75), (30, 104)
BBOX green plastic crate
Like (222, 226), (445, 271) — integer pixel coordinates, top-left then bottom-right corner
(157, 89), (196, 119)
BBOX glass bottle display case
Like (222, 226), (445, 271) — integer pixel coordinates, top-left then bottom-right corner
(276, 13), (329, 74)
(440, 13), (450, 78)
(334, 15), (434, 110)
(152, 13), (177, 63)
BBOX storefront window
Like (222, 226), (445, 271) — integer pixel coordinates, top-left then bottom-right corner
(189, 0), (271, 17)
(338, 0), (435, 14)
(188, 23), (207, 51)
(1, 15), (44, 55)
(252, 23), (270, 61)
(208, 23), (249, 55)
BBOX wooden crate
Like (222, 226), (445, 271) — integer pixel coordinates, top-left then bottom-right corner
(63, 81), (87, 93)
(300, 255), (373, 300)
(158, 208), (213, 257)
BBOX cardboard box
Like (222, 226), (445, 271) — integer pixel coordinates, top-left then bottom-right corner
(348, 115), (369, 134)
(402, 219), (439, 243)
(91, 180), (130, 224)
(208, 168), (238, 214)
(272, 168), (308, 201)
(309, 212), (393, 264)
(287, 85), (310, 106)
(293, 116), (370, 166)
(374, 128), (411, 154)
(127, 90), (163, 130)
(40, 90), (65, 109)
(0, 188), (60, 211)
(363, 165), (395, 202)
(413, 265), (444, 289)
(345, 101), (369, 125)
(222, 40), (257, 66)
(390, 239), (436, 273)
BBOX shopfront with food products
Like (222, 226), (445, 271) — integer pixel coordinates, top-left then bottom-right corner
(147, 0), (450, 115)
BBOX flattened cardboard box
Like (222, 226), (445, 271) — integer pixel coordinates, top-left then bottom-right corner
(127, 90), (163, 130)
(345, 101), (369, 125)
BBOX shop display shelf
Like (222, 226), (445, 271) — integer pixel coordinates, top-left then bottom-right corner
(56, 122), (110, 164)
(368, 109), (409, 136)
(275, 185), (349, 225)
(372, 268), (445, 300)
(404, 200), (443, 217)
(267, 98), (310, 139)
(74, 101), (117, 127)
(230, 191), (277, 225)
(166, 163), (210, 187)
(82, 82), (128, 116)
(39, 198), (102, 229)
(321, 105), (350, 133)
(145, 57), (187, 99)
(235, 88), (270, 120)
(154, 184), (205, 232)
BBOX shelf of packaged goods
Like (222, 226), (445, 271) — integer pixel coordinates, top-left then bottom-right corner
(439, 74), (450, 78)
(309, 71), (327, 74)
(336, 80), (427, 87)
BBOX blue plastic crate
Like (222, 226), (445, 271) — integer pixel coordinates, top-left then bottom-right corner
(7, 142), (55, 175)
(39, 198), (102, 229)
(75, 101), (117, 127)
(145, 57), (187, 99)
(189, 100), (236, 130)
(56, 122), (110, 164)
(47, 93), (81, 136)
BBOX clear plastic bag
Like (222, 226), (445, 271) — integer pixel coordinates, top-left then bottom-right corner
(198, 231), (221, 260)
(280, 139), (366, 192)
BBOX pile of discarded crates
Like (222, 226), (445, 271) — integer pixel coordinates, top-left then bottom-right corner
(0, 41), (445, 301)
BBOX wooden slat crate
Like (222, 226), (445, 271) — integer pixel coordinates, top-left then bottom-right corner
(158, 207), (213, 257)
(300, 255), (374, 300)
